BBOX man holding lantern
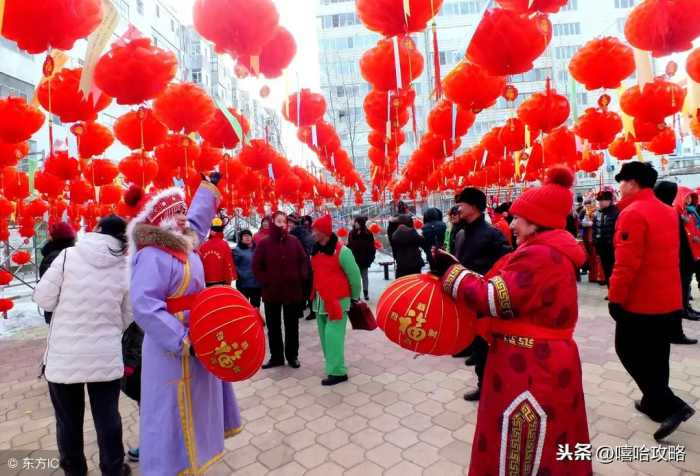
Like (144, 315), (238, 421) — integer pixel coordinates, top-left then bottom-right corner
(433, 166), (591, 476)
(127, 174), (242, 476)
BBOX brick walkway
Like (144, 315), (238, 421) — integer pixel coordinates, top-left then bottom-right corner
(1, 272), (699, 475)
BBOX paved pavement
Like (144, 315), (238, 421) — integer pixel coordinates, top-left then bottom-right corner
(1, 270), (700, 476)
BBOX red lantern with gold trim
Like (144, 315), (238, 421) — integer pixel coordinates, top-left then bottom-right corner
(189, 286), (266, 382)
(377, 274), (476, 355)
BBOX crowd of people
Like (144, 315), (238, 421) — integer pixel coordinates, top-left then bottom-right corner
(29, 161), (699, 475)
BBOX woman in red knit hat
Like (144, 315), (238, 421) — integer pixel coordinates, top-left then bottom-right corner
(433, 166), (591, 476)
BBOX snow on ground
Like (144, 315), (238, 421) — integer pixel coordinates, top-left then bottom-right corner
(0, 286), (46, 339)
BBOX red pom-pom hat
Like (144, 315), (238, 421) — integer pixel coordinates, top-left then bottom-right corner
(510, 165), (575, 229)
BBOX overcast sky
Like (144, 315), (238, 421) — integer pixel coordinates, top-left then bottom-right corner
(168, 0), (322, 165)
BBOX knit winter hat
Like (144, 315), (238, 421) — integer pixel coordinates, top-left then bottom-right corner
(49, 222), (76, 242)
(510, 166), (575, 230)
(455, 187), (487, 212)
(313, 215), (333, 236)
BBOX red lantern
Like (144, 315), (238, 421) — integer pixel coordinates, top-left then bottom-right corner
(376, 273), (476, 355)
(368, 130), (405, 152)
(198, 107), (250, 149)
(237, 26), (296, 79)
(25, 198), (49, 218)
(45, 152), (80, 182)
(83, 159), (119, 187)
(75, 122), (114, 158)
(467, 9), (552, 76)
(153, 83), (216, 134)
(189, 286), (266, 382)
(633, 118), (664, 142)
(495, 0), (567, 13)
(239, 139), (288, 174)
(337, 228), (349, 238)
(517, 82), (570, 136)
(569, 37), (635, 90)
(155, 134), (202, 172)
(193, 0), (279, 57)
(11, 250), (31, 266)
(443, 61), (505, 112)
(645, 127), (676, 155)
(0, 140), (29, 168)
(369, 223), (382, 234)
(275, 172), (301, 201)
(113, 108), (168, 151)
(687, 48), (700, 83)
(624, 0), (700, 57)
(360, 36), (424, 92)
(692, 116), (700, 140)
(94, 38), (178, 105)
(283, 90), (327, 127)
(0, 270), (12, 286)
(0, 97), (45, 144)
(37, 68), (112, 123)
(499, 118), (526, 152)
(0, 298), (13, 313)
(574, 108), (623, 150)
(1, 0), (103, 54)
(99, 183), (123, 205)
(543, 126), (577, 168)
(363, 89), (414, 130)
(356, 0), (444, 36)
(119, 152), (159, 187)
(620, 78), (686, 124)
(297, 121), (341, 154)
(427, 100), (476, 139)
(70, 180), (96, 204)
(609, 134), (637, 161)
(197, 144), (225, 173)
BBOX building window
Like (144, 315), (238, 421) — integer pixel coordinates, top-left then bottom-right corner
(577, 92), (588, 105)
(136, 0), (144, 14)
(192, 69), (202, 84)
(553, 22), (581, 36)
(616, 17), (627, 33)
(561, 0), (577, 10)
(554, 45), (580, 60)
(614, 0), (634, 8)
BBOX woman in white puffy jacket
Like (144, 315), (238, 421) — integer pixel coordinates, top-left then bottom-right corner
(33, 215), (132, 476)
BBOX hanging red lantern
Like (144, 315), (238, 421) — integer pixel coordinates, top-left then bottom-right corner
(0, 270), (12, 286)
(239, 139), (287, 173)
(517, 81), (570, 136)
(25, 198), (49, 219)
(495, 0), (567, 13)
(37, 68), (112, 123)
(691, 116), (700, 140)
(197, 144), (224, 173)
(543, 126), (577, 168)
(1, 0), (103, 54)
(499, 118), (526, 152)
(368, 223), (382, 234)
(45, 151), (80, 182)
(94, 37), (178, 105)
(377, 273), (476, 355)
(153, 83), (216, 134)
(421, 132), (461, 158)
(297, 121), (341, 154)
(645, 127), (676, 155)
(356, 0), (444, 36)
(193, 0), (279, 57)
(363, 88), (414, 130)
(360, 36), (424, 92)
(154, 134), (202, 172)
(113, 108), (168, 151)
(574, 107), (623, 150)
(75, 122), (114, 158)
(119, 152), (159, 187)
(569, 37), (635, 90)
(620, 78), (686, 124)
(624, 0), (700, 57)
(480, 127), (505, 159)
(427, 100), (476, 139)
(467, 9), (552, 76)
(236, 26), (296, 79)
(188, 286), (265, 381)
(368, 130), (406, 152)
(609, 134), (637, 161)
(633, 118), (664, 142)
(198, 106), (250, 149)
(0, 140), (28, 168)
(98, 183), (123, 205)
(1, 167), (29, 201)
(69, 180), (96, 204)
(11, 250), (31, 266)
(0, 97), (45, 144)
(687, 48), (700, 83)
(83, 159), (119, 187)
(443, 61), (505, 112)
(34, 170), (65, 199)
(0, 298), (13, 313)
(282, 89), (327, 126)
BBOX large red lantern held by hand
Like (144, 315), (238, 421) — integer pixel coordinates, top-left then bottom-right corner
(360, 36), (424, 92)
(94, 38), (178, 105)
(193, 0), (279, 57)
(1, 0), (103, 54)
(569, 37), (635, 91)
(37, 68), (112, 123)
(624, 0), (700, 57)
(356, 0), (444, 36)
(442, 61), (505, 112)
(467, 8), (552, 76)
(153, 83), (216, 134)
(376, 273), (476, 355)
(188, 286), (266, 382)
(0, 97), (45, 144)
(114, 108), (168, 151)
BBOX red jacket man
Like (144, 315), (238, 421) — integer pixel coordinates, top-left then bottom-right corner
(609, 161), (694, 442)
(199, 218), (237, 286)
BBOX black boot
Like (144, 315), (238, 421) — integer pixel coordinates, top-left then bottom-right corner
(634, 400), (663, 423)
(321, 375), (348, 386)
(262, 359), (285, 369)
(654, 405), (695, 441)
(463, 389), (481, 401)
(465, 355), (477, 366)
(670, 335), (698, 345)
(684, 308), (700, 321)
(288, 359), (301, 369)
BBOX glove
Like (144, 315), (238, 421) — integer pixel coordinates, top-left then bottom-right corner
(608, 302), (624, 322)
(431, 247), (460, 277)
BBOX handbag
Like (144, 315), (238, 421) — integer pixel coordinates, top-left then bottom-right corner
(348, 300), (377, 331)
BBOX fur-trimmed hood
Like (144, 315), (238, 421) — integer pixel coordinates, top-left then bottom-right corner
(130, 223), (199, 260)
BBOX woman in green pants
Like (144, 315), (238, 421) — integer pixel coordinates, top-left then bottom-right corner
(310, 215), (362, 386)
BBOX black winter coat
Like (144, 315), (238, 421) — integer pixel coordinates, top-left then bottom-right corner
(347, 230), (376, 269)
(39, 239), (75, 324)
(290, 225), (314, 257)
(391, 225), (426, 278)
(422, 208), (447, 251)
(454, 215), (511, 275)
(387, 214), (412, 257)
(593, 205), (619, 247)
